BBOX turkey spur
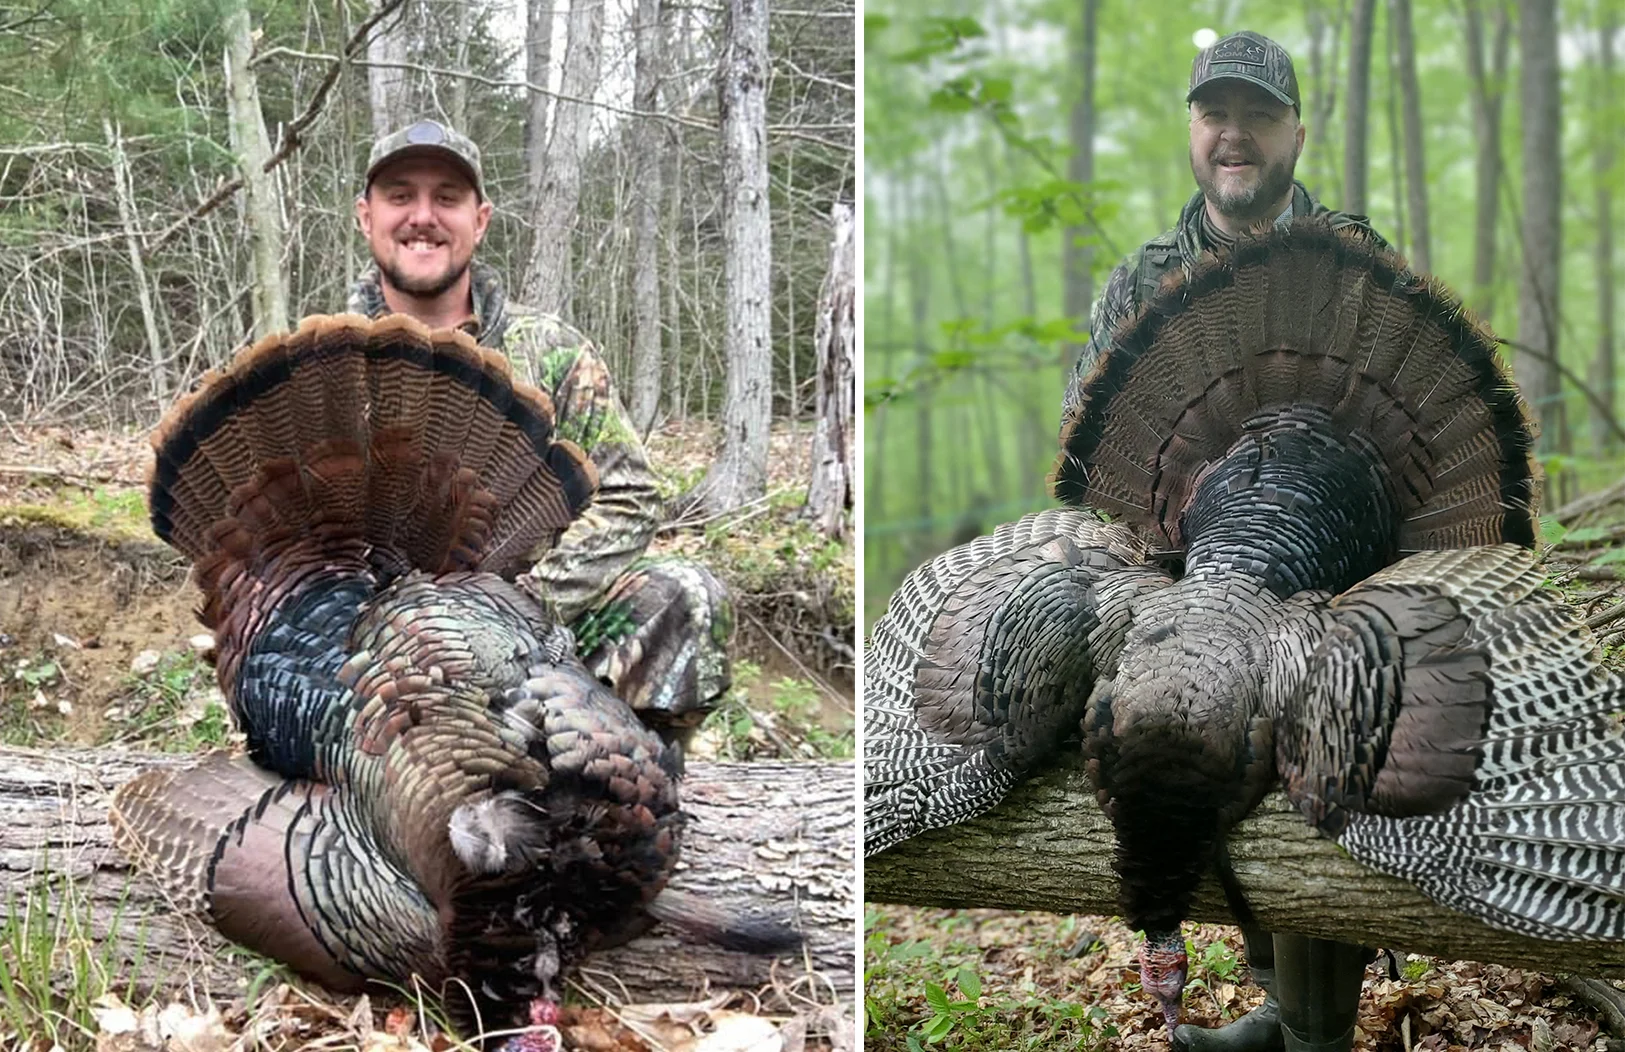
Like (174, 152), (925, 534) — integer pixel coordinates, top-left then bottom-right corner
(110, 315), (798, 1046)
(864, 220), (1625, 1042)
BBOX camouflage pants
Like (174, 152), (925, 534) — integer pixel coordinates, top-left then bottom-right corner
(568, 558), (733, 743)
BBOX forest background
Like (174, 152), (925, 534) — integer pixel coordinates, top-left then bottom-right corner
(863, 0), (1623, 625)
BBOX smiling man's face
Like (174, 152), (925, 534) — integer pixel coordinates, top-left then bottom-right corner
(356, 156), (492, 303)
(1188, 80), (1305, 228)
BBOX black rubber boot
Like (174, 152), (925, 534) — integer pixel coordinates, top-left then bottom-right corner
(1270, 934), (1367, 1052)
(1173, 927), (1283, 1052)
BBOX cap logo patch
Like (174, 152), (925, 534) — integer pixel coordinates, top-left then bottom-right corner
(405, 121), (449, 146)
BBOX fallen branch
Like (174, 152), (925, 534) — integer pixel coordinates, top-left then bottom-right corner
(866, 757), (1625, 979)
(0, 464), (142, 488)
(0, 747), (855, 1006)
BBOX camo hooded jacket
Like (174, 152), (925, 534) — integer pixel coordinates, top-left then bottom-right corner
(347, 262), (662, 624)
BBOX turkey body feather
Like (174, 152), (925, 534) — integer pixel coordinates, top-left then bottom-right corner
(864, 221), (1625, 1022)
(110, 315), (716, 1041)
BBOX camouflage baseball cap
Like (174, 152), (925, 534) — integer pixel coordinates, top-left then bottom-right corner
(1187, 30), (1300, 111)
(365, 119), (485, 199)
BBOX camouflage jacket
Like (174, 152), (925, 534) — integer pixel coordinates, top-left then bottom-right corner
(347, 262), (662, 624)
(1062, 180), (1388, 422)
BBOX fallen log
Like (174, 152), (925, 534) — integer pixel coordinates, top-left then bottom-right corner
(866, 757), (1625, 978)
(0, 746), (855, 1009)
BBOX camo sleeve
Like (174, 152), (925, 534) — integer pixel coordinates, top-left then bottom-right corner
(1061, 255), (1136, 426)
(502, 316), (662, 624)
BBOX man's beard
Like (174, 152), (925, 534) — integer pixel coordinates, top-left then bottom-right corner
(377, 252), (471, 299)
(1191, 143), (1299, 225)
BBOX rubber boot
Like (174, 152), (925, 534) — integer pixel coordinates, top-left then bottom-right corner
(1173, 927), (1283, 1052)
(1270, 934), (1367, 1052)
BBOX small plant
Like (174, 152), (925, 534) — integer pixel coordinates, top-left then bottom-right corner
(0, 867), (149, 1049)
(1401, 957), (1432, 982)
(111, 650), (223, 751)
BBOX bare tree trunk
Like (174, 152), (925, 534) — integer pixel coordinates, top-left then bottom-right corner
(1464, 0), (1511, 319)
(524, 0), (607, 318)
(1062, 0), (1097, 367)
(1343, 0), (1375, 214)
(700, 0), (772, 514)
(367, 0), (410, 139)
(1391, 0), (1429, 272)
(807, 201), (854, 539)
(866, 759), (1625, 979)
(524, 0), (555, 212)
(1596, 3), (1618, 454)
(1384, 12), (1407, 253)
(448, 1), (471, 130)
(223, 0), (289, 340)
(1303, 0), (1347, 199)
(103, 120), (168, 404)
(1518, 0), (1564, 455)
(629, 0), (665, 434)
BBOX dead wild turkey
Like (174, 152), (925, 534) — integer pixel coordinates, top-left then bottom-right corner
(110, 315), (796, 1048)
(864, 220), (1625, 1049)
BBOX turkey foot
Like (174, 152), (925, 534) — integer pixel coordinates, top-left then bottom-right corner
(497, 998), (562, 1052)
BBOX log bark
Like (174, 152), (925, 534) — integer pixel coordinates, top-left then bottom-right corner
(866, 757), (1625, 979)
(0, 747), (855, 1006)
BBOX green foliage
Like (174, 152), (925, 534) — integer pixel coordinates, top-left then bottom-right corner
(1401, 957), (1432, 982)
(864, 910), (1119, 1051)
(700, 660), (853, 760)
(110, 649), (227, 752)
(0, 868), (148, 1049)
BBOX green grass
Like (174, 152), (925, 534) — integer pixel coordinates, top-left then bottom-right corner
(864, 910), (1118, 1052)
(105, 650), (230, 752)
(700, 660), (854, 760)
(0, 869), (150, 1050)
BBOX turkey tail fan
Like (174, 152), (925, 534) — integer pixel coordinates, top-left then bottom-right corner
(109, 752), (444, 990)
(864, 509), (1173, 856)
(1054, 218), (1539, 555)
(148, 314), (598, 601)
(1274, 545), (1625, 941)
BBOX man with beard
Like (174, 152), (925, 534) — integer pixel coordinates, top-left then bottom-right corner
(1064, 35), (1390, 1052)
(347, 119), (733, 748)
(1063, 30), (1386, 416)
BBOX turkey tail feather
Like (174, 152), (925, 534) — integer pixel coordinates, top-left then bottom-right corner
(864, 510), (1172, 856)
(149, 314), (597, 586)
(109, 752), (443, 989)
(1277, 546), (1625, 941)
(1055, 219), (1539, 553)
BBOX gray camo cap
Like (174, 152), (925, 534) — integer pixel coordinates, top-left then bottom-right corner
(365, 119), (485, 199)
(1187, 30), (1300, 112)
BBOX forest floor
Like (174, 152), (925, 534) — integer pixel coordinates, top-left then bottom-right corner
(864, 496), (1625, 1052)
(0, 416), (854, 1052)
